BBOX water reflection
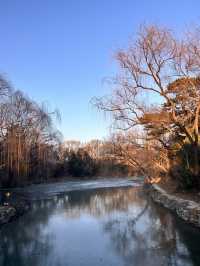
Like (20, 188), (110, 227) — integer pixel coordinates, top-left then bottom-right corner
(0, 186), (200, 266)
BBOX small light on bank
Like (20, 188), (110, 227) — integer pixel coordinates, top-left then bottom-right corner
(5, 192), (11, 198)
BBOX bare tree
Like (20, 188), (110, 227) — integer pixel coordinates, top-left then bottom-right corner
(0, 76), (62, 186)
(93, 25), (200, 184)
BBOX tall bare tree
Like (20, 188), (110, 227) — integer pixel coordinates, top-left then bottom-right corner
(93, 25), (200, 185)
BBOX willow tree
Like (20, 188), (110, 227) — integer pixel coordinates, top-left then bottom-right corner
(94, 25), (200, 185)
(0, 76), (62, 186)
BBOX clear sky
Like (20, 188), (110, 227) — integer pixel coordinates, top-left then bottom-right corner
(0, 0), (200, 141)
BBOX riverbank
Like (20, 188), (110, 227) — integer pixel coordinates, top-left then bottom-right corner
(148, 183), (200, 228)
(0, 178), (137, 225)
(2, 178), (200, 229)
(0, 192), (30, 226)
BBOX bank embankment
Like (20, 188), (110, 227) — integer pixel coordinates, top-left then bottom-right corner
(148, 183), (200, 227)
(0, 192), (30, 226)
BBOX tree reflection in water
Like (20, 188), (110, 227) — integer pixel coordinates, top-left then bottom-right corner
(0, 186), (200, 266)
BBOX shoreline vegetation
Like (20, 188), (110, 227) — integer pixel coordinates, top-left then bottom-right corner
(0, 76), (134, 188)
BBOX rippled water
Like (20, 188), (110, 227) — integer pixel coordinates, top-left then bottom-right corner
(0, 180), (200, 266)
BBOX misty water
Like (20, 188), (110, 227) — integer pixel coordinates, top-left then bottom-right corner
(0, 179), (200, 266)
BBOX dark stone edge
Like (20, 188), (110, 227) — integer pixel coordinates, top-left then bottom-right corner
(145, 184), (200, 227)
(0, 197), (30, 226)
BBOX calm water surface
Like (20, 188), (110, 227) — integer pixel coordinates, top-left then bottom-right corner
(0, 180), (200, 266)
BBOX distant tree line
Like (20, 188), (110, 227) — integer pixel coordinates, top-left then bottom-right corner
(93, 24), (200, 189)
(57, 140), (133, 178)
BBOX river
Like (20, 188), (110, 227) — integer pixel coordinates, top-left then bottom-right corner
(0, 179), (200, 266)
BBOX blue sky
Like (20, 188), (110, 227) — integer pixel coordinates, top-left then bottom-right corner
(0, 0), (200, 141)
